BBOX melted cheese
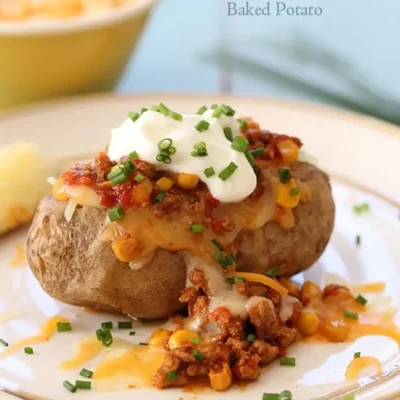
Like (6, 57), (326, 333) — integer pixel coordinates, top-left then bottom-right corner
(231, 272), (288, 296)
(0, 316), (69, 358)
(351, 282), (386, 293)
(60, 336), (102, 369)
(345, 356), (383, 379)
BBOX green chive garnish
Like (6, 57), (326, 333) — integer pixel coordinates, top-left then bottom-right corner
(63, 381), (76, 393)
(353, 203), (370, 215)
(197, 105), (207, 115)
(195, 120), (210, 132)
(57, 322), (72, 332)
(278, 167), (291, 183)
(212, 239), (225, 251)
(140, 107), (148, 114)
(191, 141), (208, 157)
(265, 268), (277, 278)
(247, 334), (256, 344)
(24, 347), (33, 354)
(167, 371), (177, 381)
(227, 277), (246, 284)
(101, 322), (113, 330)
(204, 167), (215, 178)
(231, 136), (248, 153)
(128, 111), (140, 122)
(170, 111), (183, 121)
(355, 235), (361, 246)
(219, 162), (238, 181)
(129, 331), (136, 336)
(223, 127), (233, 141)
(244, 149), (255, 166)
(139, 342), (148, 346)
(134, 173), (144, 183)
(214, 253), (234, 268)
(237, 119), (248, 130)
(158, 103), (171, 116)
(108, 206), (124, 222)
(169, 146), (177, 154)
(0, 338), (8, 347)
(212, 107), (224, 118)
(354, 352), (361, 358)
(191, 337), (200, 345)
(280, 357), (296, 367)
(129, 151), (138, 160)
(221, 104), (236, 116)
(344, 310), (359, 320)
(118, 321), (132, 329)
(190, 224), (205, 233)
(343, 395), (355, 400)
(210, 104), (218, 109)
(79, 368), (93, 379)
(192, 349), (204, 360)
(75, 380), (91, 390)
(158, 138), (173, 150)
(154, 192), (166, 204)
(96, 328), (113, 347)
(356, 294), (368, 306)
(289, 187), (300, 196)
(108, 167), (127, 185)
(250, 147), (265, 157)
(263, 392), (293, 400)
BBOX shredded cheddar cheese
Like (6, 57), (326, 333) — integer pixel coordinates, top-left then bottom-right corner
(231, 272), (288, 296)
(345, 356), (383, 379)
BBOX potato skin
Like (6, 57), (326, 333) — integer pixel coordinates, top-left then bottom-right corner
(27, 161), (334, 318)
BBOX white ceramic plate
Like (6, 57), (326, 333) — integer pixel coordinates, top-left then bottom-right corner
(0, 94), (399, 400)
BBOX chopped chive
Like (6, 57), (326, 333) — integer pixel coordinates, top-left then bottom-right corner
(134, 173), (144, 183)
(214, 253), (224, 264)
(140, 107), (148, 114)
(223, 127), (233, 141)
(227, 276), (246, 284)
(214, 253), (234, 268)
(278, 167), (291, 183)
(56, 322), (72, 332)
(343, 395), (355, 400)
(108, 206), (125, 222)
(163, 156), (172, 164)
(244, 149), (255, 166)
(75, 380), (91, 390)
(356, 294), (368, 306)
(139, 342), (148, 346)
(118, 321), (132, 329)
(170, 111), (183, 121)
(355, 235), (361, 246)
(195, 120), (210, 132)
(237, 119), (248, 130)
(344, 310), (359, 320)
(129, 151), (138, 160)
(154, 191), (166, 204)
(193, 141), (206, 150)
(212, 107), (224, 118)
(289, 187), (300, 196)
(79, 368), (93, 379)
(279, 391), (293, 400)
(191, 337), (200, 345)
(24, 347), (33, 354)
(223, 255), (235, 266)
(210, 104), (218, 110)
(197, 105), (207, 115)
(167, 370), (177, 381)
(151, 104), (160, 112)
(156, 154), (164, 162)
(204, 167), (215, 178)
(211, 239), (225, 251)
(265, 268), (277, 278)
(158, 103), (171, 116)
(231, 136), (249, 152)
(101, 321), (113, 330)
(0, 338), (8, 347)
(247, 334), (256, 344)
(262, 394), (279, 400)
(96, 328), (113, 347)
(190, 224), (205, 233)
(63, 381), (76, 393)
(354, 352), (361, 358)
(219, 162), (238, 181)
(124, 159), (136, 174)
(221, 104), (236, 117)
(129, 331), (136, 336)
(250, 147), (265, 157)
(192, 349), (204, 360)
(128, 111), (140, 122)
(169, 146), (177, 154)
(353, 203), (370, 215)
(158, 138), (173, 150)
(280, 357), (296, 367)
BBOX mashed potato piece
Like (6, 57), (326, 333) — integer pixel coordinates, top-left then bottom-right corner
(0, 142), (53, 235)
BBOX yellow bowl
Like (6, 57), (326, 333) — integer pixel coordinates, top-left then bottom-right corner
(0, 0), (157, 109)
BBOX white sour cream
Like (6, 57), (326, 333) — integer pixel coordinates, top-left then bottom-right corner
(107, 109), (257, 203)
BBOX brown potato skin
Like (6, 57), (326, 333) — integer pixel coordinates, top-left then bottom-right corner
(27, 161), (334, 318)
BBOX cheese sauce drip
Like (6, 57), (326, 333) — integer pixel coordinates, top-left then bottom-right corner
(107, 109), (257, 203)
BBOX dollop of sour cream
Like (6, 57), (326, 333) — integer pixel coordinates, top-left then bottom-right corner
(107, 109), (257, 203)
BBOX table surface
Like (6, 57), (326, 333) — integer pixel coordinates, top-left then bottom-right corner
(118, 0), (400, 118)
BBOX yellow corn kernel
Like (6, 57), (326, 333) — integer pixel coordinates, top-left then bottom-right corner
(133, 177), (153, 204)
(300, 281), (322, 306)
(156, 177), (174, 192)
(274, 178), (300, 209)
(149, 329), (172, 348)
(176, 173), (199, 190)
(52, 177), (69, 201)
(297, 312), (320, 336)
(279, 278), (300, 298)
(276, 139), (299, 163)
(319, 320), (350, 342)
(111, 235), (143, 262)
(209, 363), (233, 391)
(168, 330), (200, 349)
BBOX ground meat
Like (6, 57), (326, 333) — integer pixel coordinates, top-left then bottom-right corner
(249, 340), (279, 364)
(225, 337), (249, 352)
(172, 348), (197, 363)
(234, 281), (281, 307)
(232, 353), (261, 380)
(152, 191), (182, 217)
(153, 353), (189, 389)
(187, 268), (211, 296)
(134, 159), (157, 180)
(208, 307), (245, 341)
(179, 287), (202, 304)
(94, 152), (114, 182)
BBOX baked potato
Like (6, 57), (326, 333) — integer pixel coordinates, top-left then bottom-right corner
(27, 161), (334, 319)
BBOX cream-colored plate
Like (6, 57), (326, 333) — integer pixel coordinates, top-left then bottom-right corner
(0, 94), (399, 400)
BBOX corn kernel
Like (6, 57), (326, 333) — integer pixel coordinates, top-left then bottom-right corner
(52, 177), (69, 201)
(297, 312), (319, 336)
(156, 177), (174, 192)
(209, 363), (232, 391)
(274, 178), (300, 209)
(111, 235), (143, 262)
(133, 177), (153, 204)
(276, 139), (299, 163)
(149, 329), (172, 348)
(319, 320), (350, 342)
(279, 278), (300, 298)
(300, 281), (322, 306)
(168, 330), (200, 349)
(176, 173), (199, 190)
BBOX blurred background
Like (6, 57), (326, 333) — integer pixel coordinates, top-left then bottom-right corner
(1, 0), (399, 123)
